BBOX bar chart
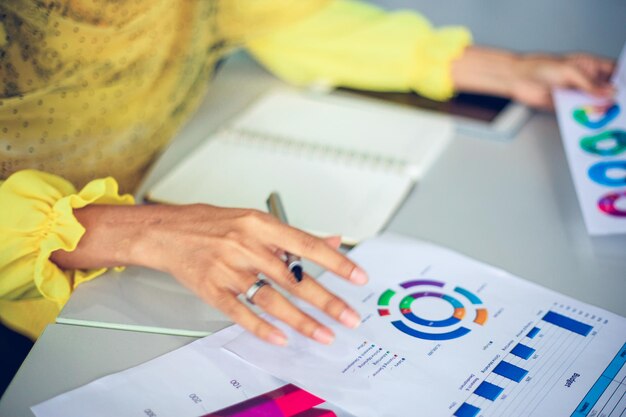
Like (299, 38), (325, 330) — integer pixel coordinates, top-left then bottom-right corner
(453, 303), (624, 417)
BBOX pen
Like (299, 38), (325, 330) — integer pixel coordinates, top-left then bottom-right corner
(266, 192), (304, 282)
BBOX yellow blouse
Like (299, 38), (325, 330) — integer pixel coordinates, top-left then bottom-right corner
(0, 0), (471, 339)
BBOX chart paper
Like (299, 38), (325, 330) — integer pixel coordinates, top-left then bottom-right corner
(227, 234), (626, 417)
(553, 45), (626, 234)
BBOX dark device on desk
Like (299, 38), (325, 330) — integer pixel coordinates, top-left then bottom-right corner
(338, 88), (530, 140)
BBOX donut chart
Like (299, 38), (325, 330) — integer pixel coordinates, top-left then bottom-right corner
(598, 191), (626, 217)
(588, 161), (626, 187)
(579, 130), (626, 156)
(573, 103), (620, 129)
(377, 279), (487, 341)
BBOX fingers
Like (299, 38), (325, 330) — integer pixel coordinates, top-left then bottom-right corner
(288, 272), (363, 329)
(169, 208), (367, 346)
(598, 59), (616, 80)
(236, 211), (365, 284)
(198, 287), (288, 346)
(563, 66), (596, 93)
(262, 223), (368, 286)
(196, 259), (349, 346)
(323, 235), (343, 250)
(253, 248), (362, 329)
(564, 65), (615, 98)
(588, 58), (615, 83)
(564, 55), (616, 97)
(568, 53), (616, 83)
(238, 274), (336, 345)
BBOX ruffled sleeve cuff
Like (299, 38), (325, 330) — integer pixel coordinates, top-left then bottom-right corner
(245, 0), (471, 101)
(0, 170), (134, 309)
(411, 26), (472, 101)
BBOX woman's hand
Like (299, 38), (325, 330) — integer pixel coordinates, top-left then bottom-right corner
(452, 46), (615, 110)
(510, 53), (615, 109)
(51, 204), (368, 346)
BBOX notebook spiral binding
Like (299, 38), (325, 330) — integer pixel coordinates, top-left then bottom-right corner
(219, 126), (410, 175)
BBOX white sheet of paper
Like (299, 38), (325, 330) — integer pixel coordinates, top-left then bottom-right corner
(226, 234), (626, 417)
(553, 45), (626, 235)
(31, 326), (285, 417)
(31, 325), (355, 417)
(612, 44), (626, 86)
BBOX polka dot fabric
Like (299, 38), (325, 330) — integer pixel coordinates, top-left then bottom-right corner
(0, 0), (328, 193)
(0, 0), (471, 339)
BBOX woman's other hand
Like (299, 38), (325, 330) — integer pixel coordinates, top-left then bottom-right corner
(50, 204), (368, 346)
(452, 46), (616, 110)
(511, 53), (615, 109)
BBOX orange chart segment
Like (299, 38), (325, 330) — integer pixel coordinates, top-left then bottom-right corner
(474, 308), (488, 325)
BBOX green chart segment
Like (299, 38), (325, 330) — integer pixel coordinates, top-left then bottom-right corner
(377, 279), (487, 341)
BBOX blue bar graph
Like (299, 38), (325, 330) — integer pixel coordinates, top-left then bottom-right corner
(542, 311), (593, 336)
(493, 361), (528, 382)
(510, 343), (536, 360)
(474, 381), (504, 401)
(454, 402), (481, 417)
(527, 327), (540, 339)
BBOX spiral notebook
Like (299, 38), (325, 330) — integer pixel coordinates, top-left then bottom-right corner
(147, 89), (453, 243)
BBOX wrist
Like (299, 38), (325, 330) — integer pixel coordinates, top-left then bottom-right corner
(50, 204), (154, 270)
(451, 46), (521, 98)
(122, 204), (181, 273)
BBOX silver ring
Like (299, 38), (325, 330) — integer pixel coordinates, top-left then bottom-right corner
(245, 279), (270, 305)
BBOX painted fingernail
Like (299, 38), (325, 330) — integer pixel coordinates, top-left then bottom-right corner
(349, 267), (368, 285)
(313, 328), (335, 345)
(267, 331), (288, 346)
(339, 309), (361, 329)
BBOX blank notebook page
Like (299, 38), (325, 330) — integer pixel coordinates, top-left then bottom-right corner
(149, 133), (413, 243)
(231, 90), (452, 178)
(148, 89), (452, 243)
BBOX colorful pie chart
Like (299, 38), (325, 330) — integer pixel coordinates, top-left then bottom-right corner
(573, 103), (620, 129)
(580, 130), (626, 157)
(377, 279), (487, 341)
(598, 191), (626, 217)
(588, 161), (626, 187)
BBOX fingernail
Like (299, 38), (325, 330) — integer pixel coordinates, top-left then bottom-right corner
(339, 309), (361, 329)
(312, 328), (335, 345)
(267, 331), (288, 346)
(349, 267), (368, 285)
